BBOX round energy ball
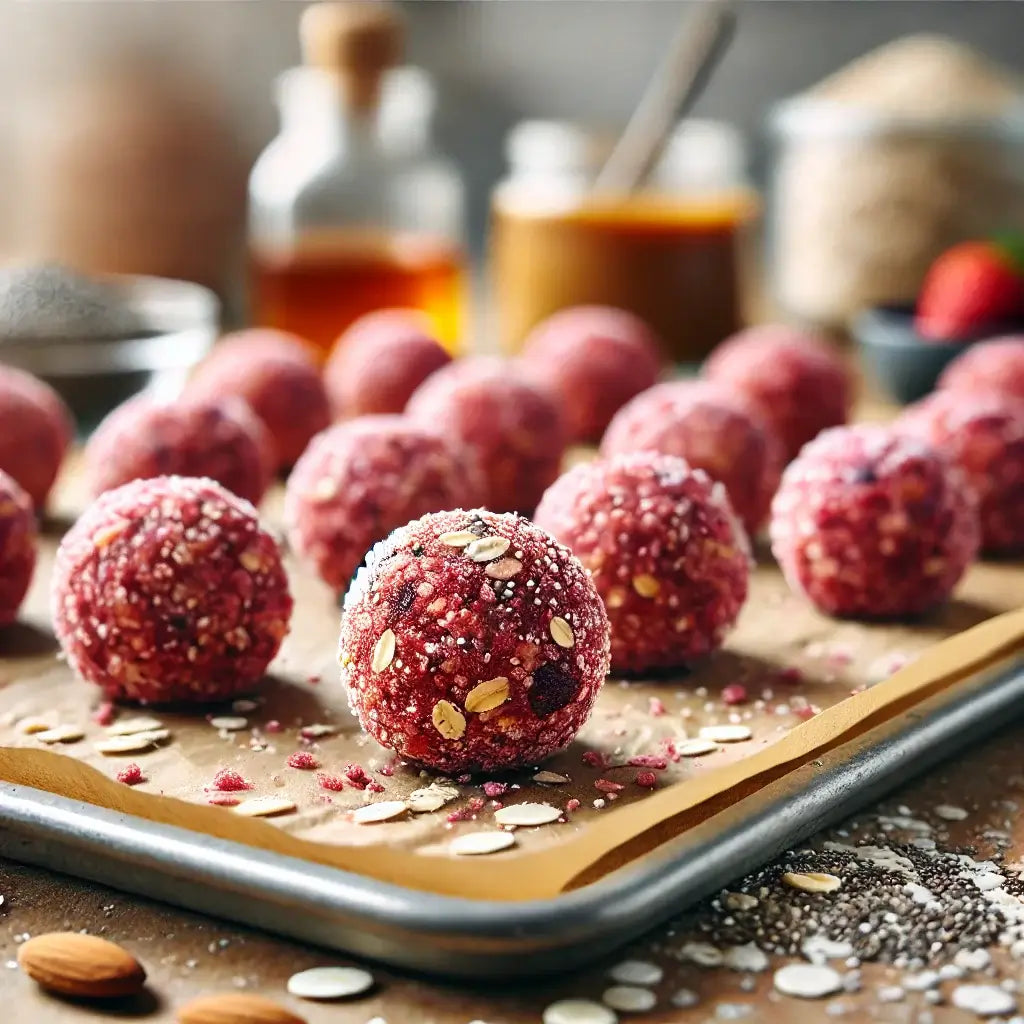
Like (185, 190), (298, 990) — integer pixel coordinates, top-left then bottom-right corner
(770, 425), (979, 618)
(52, 476), (293, 703)
(339, 508), (610, 773)
(406, 357), (566, 514)
(0, 366), (73, 507)
(285, 416), (483, 592)
(899, 390), (1024, 555)
(85, 395), (273, 505)
(704, 324), (852, 462)
(324, 309), (451, 418)
(188, 329), (330, 470)
(534, 452), (751, 673)
(600, 380), (783, 536)
(519, 305), (664, 443)
(937, 335), (1024, 401)
(0, 471), (37, 625)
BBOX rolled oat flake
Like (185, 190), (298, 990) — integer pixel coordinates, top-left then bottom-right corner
(773, 963), (843, 999)
(542, 999), (618, 1024)
(951, 984), (1016, 1017)
(608, 960), (663, 986)
(602, 985), (657, 1013)
(287, 965), (374, 1000)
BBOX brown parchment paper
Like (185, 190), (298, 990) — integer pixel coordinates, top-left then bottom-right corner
(1, 463), (1023, 901)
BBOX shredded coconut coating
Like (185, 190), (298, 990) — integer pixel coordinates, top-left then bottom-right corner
(938, 335), (1024, 401)
(0, 366), (73, 507)
(86, 394), (273, 506)
(534, 452), (751, 673)
(601, 380), (783, 536)
(339, 509), (610, 773)
(285, 416), (484, 591)
(770, 425), (979, 618)
(406, 357), (567, 514)
(0, 470), (37, 625)
(899, 390), (1024, 555)
(704, 325), (852, 462)
(519, 305), (664, 443)
(52, 476), (293, 703)
(324, 309), (451, 418)
(188, 329), (330, 470)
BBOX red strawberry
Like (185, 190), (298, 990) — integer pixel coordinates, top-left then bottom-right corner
(915, 239), (1024, 341)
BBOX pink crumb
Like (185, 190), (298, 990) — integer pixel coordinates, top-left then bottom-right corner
(627, 755), (668, 770)
(316, 773), (346, 792)
(634, 771), (658, 789)
(209, 768), (252, 792)
(777, 667), (803, 685)
(207, 793), (241, 807)
(595, 778), (625, 794)
(565, 798), (581, 813)
(660, 738), (682, 762)
(648, 697), (667, 717)
(794, 705), (818, 721)
(483, 781), (509, 798)
(286, 751), (320, 770)
(344, 763), (370, 789)
(92, 702), (116, 727)
(115, 762), (145, 785)
(582, 750), (610, 769)
(379, 762), (396, 777)
(367, 781), (386, 793)
(265, 719), (283, 733)
(721, 683), (749, 706)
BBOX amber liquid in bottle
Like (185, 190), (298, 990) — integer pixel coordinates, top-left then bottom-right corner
(250, 231), (466, 357)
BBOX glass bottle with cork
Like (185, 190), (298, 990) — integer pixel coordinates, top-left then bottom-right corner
(248, 1), (466, 356)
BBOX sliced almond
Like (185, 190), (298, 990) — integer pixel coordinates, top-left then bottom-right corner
(94, 730), (169, 755)
(451, 831), (517, 856)
(465, 536), (510, 562)
(233, 797), (297, 818)
(632, 574), (661, 598)
(178, 991), (306, 1024)
(548, 616), (575, 649)
(17, 931), (146, 998)
(406, 783), (459, 813)
(351, 801), (408, 824)
(286, 965), (374, 1000)
(371, 629), (396, 673)
(484, 557), (523, 580)
(699, 724), (752, 743)
(300, 723), (336, 739)
(438, 530), (477, 548)
(17, 717), (54, 735)
(209, 716), (248, 732)
(431, 700), (466, 740)
(464, 677), (510, 713)
(106, 716), (163, 736)
(36, 725), (84, 744)
(677, 739), (719, 757)
(494, 802), (562, 827)
(783, 871), (842, 894)
(533, 770), (570, 784)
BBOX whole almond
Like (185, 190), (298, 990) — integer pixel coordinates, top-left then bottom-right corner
(17, 931), (146, 998)
(177, 992), (306, 1024)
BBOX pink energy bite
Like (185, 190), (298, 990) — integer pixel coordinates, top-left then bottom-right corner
(937, 335), (1024, 401)
(770, 425), (979, 618)
(0, 366), (73, 507)
(899, 390), (1024, 555)
(519, 305), (664, 443)
(339, 509), (610, 773)
(406, 357), (567, 514)
(52, 476), (293, 703)
(600, 380), (783, 536)
(85, 394), (273, 506)
(704, 324), (852, 462)
(0, 470), (37, 625)
(324, 309), (452, 418)
(188, 329), (331, 470)
(534, 452), (751, 673)
(284, 416), (483, 591)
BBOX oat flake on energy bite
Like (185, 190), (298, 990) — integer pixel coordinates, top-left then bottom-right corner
(51, 476), (292, 703)
(338, 509), (610, 773)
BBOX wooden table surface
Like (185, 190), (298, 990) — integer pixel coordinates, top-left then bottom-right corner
(3, 454), (1024, 1023)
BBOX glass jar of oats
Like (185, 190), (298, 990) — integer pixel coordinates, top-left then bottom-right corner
(770, 35), (1024, 331)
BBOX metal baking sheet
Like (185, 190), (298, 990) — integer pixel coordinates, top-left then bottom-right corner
(2, 651), (1022, 979)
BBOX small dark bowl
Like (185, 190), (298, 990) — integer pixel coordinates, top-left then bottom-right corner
(853, 305), (976, 405)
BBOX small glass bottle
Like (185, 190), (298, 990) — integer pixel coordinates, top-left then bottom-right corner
(249, 2), (467, 356)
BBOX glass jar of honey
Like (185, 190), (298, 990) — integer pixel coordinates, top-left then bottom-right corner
(490, 119), (757, 362)
(249, 2), (467, 357)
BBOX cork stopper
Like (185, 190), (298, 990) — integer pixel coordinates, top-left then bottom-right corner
(300, 2), (403, 112)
